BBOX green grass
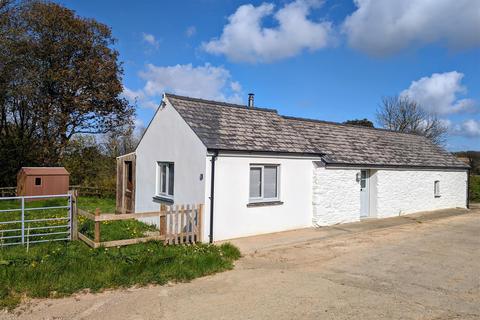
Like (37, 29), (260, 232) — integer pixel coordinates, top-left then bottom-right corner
(77, 196), (116, 213)
(75, 196), (158, 242)
(78, 218), (157, 242)
(470, 175), (480, 203)
(0, 240), (241, 310)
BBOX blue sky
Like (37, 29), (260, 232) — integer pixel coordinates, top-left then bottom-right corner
(57, 0), (480, 151)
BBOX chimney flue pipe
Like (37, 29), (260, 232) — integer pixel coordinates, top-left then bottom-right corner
(248, 93), (254, 108)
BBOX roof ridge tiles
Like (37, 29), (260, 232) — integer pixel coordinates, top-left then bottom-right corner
(281, 115), (425, 137)
(165, 93), (278, 113)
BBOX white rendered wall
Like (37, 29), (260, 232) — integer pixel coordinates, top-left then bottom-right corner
(204, 154), (315, 242)
(312, 166), (467, 225)
(376, 169), (468, 218)
(135, 98), (207, 223)
(312, 166), (361, 226)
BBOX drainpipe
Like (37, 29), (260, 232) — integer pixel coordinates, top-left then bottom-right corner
(466, 168), (470, 209)
(209, 150), (218, 243)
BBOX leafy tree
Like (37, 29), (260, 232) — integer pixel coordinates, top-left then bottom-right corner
(376, 96), (447, 145)
(63, 126), (142, 191)
(0, 0), (134, 186)
(62, 135), (113, 188)
(453, 151), (480, 175)
(344, 118), (374, 128)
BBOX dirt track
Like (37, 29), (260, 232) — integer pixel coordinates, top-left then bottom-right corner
(3, 207), (479, 320)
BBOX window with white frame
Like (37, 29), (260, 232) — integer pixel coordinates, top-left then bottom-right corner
(249, 164), (280, 202)
(156, 162), (174, 198)
(434, 180), (440, 197)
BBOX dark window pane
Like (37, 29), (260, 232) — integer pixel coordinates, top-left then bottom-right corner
(35, 177), (41, 186)
(160, 164), (167, 193)
(168, 163), (174, 196)
(361, 170), (367, 179)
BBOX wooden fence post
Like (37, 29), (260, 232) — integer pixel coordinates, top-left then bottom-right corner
(159, 204), (166, 237)
(94, 208), (101, 244)
(69, 190), (78, 240)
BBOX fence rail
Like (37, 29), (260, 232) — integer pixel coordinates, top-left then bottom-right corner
(0, 187), (16, 197)
(0, 194), (73, 246)
(77, 204), (203, 248)
(69, 186), (115, 198)
(0, 186), (116, 198)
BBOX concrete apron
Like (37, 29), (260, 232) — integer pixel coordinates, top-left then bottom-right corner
(220, 207), (473, 255)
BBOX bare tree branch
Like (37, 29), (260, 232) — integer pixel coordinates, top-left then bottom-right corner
(376, 96), (447, 145)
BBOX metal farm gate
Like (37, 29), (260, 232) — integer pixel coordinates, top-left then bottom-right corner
(0, 194), (73, 246)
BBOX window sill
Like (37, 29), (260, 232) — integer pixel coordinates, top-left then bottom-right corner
(152, 196), (174, 204)
(247, 201), (283, 208)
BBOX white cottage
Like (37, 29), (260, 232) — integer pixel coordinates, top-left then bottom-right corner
(117, 93), (470, 242)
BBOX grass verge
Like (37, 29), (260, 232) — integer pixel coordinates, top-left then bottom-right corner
(0, 240), (241, 310)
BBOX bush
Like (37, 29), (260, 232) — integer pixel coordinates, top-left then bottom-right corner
(470, 175), (480, 203)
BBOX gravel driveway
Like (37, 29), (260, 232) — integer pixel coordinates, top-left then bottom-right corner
(3, 207), (479, 320)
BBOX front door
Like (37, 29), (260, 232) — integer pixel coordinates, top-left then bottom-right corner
(360, 170), (370, 217)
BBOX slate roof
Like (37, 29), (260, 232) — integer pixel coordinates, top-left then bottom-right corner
(19, 167), (69, 176)
(166, 94), (468, 169)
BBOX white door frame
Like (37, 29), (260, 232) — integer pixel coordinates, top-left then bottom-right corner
(360, 169), (370, 217)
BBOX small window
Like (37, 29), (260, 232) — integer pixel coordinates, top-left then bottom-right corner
(434, 180), (440, 198)
(126, 161), (133, 184)
(156, 162), (174, 198)
(249, 165), (279, 202)
(360, 170), (367, 189)
(35, 177), (42, 186)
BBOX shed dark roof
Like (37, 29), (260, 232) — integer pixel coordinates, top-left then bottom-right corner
(166, 94), (468, 169)
(19, 167), (69, 176)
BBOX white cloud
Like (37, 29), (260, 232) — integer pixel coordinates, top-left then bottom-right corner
(185, 26), (196, 37)
(142, 33), (159, 49)
(400, 71), (476, 115)
(134, 118), (144, 129)
(230, 81), (242, 93)
(122, 87), (145, 102)
(203, 0), (334, 63)
(126, 63), (242, 108)
(343, 0), (480, 56)
(122, 87), (159, 110)
(450, 119), (480, 137)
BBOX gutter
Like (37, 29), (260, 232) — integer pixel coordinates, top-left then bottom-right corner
(323, 162), (470, 171)
(209, 150), (218, 243)
(467, 168), (471, 209)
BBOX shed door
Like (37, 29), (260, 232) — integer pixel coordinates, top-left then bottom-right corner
(124, 160), (135, 213)
(360, 170), (370, 217)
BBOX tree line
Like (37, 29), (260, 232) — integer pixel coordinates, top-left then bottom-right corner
(0, 0), (135, 187)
